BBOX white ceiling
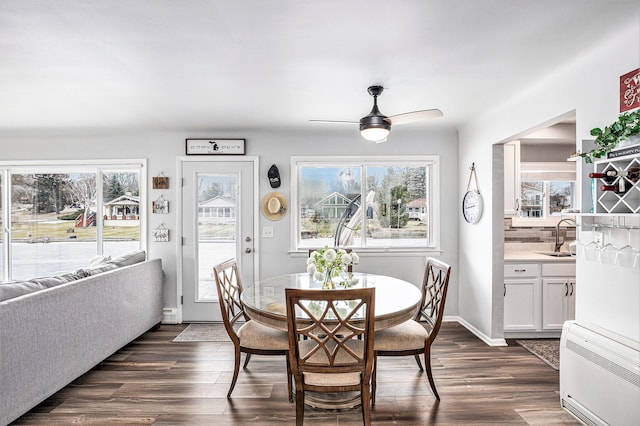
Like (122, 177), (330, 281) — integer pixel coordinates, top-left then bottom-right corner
(1, 1), (638, 133)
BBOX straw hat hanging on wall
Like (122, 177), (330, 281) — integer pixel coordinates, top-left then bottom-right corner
(261, 191), (287, 221)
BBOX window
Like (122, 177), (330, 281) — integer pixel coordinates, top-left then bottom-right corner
(520, 180), (575, 218)
(518, 162), (576, 219)
(291, 156), (439, 251)
(0, 160), (146, 282)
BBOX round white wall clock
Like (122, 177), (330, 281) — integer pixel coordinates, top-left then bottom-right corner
(462, 189), (483, 224)
(463, 162), (483, 224)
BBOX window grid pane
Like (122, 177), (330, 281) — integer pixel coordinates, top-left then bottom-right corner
(2, 165), (143, 282)
(297, 161), (433, 250)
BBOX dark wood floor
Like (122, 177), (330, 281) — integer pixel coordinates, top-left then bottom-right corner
(13, 322), (579, 425)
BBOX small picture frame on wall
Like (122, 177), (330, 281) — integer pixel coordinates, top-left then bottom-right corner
(153, 224), (170, 242)
(152, 195), (169, 214)
(153, 173), (169, 189)
(186, 138), (246, 155)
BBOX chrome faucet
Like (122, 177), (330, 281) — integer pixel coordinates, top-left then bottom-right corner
(554, 218), (577, 252)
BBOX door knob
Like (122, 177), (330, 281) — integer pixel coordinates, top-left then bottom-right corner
(245, 248), (252, 253)
(245, 236), (252, 242)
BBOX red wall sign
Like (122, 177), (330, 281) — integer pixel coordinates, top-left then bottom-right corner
(620, 67), (640, 112)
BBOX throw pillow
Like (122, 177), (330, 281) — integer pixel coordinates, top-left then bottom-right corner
(107, 250), (146, 267)
(88, 255), (112, 268)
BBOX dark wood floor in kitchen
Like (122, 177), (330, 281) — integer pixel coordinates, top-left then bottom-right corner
(13, 322), (579, 425)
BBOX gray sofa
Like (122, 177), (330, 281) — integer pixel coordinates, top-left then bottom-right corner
(0, 252), (163, 426)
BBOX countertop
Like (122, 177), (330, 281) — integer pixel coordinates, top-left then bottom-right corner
(504, 251), (576, 262)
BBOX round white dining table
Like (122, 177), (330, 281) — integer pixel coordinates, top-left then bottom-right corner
(241, 272), (422, 331)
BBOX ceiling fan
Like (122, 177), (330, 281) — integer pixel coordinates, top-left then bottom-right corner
(310, 85), (443, 143)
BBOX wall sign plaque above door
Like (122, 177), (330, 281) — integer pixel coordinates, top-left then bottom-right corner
(185, 138), (246, 155)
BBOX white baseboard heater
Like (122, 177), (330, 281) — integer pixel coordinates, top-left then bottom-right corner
(560, 321), (640, 426)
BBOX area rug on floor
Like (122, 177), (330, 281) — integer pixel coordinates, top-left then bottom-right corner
(172, 323), (230, 342)
(515, 339), (560, 370)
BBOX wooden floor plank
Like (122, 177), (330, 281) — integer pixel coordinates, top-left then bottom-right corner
(11, 322), (580, 425)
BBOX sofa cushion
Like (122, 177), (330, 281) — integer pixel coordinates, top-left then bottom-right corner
(30, 272), (84, 288)
(106, 250), (146, 267)
(82, 263), (119, 276)
(0, 272), (83, 302)
(0, 281), (48, 302)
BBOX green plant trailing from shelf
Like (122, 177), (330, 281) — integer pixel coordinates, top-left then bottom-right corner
(580, 110), (640, 163)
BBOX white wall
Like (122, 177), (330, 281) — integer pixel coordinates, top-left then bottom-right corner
(457, 19), (640, 343)
(0, 125), (459, 318)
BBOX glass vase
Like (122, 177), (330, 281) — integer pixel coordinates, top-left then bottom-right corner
(322, 267), (335, 289)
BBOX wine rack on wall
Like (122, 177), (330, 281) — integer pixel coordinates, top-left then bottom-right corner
(593, 153), (640, 213)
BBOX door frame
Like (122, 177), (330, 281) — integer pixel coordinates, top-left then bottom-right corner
(175, 155), (260, 324)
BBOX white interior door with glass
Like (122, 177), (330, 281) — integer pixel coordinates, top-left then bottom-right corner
(180, 159), (256, 322)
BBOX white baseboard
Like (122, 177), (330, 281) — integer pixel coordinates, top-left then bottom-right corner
(162, 308), (178, 324)
(446, 315), (507, 347)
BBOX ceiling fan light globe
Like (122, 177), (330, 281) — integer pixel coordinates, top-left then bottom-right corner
(360, 127), (390, 142)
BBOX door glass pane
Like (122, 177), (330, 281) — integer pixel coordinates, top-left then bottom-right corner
(197, 174), (238, 301)
(298, 166), (361, 248)
(102, 170), (141, 255)
(10, 172), (98, 280)
(365, 166), (428, 247)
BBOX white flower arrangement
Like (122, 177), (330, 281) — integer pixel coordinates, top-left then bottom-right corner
(306, 246), (359, 288)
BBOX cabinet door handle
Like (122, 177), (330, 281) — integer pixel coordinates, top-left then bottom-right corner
(504, 283), (506, 297)
(570, 282), (574, 296)
(564, 282), (569, 296)
(514, 269), (526, 273)
(515, 198), (520, 211)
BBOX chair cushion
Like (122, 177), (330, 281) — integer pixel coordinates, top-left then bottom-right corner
(298, 339), (365, 387)
(237, 320), (289, 350)
(374, 320), (429, 351)
(304, 371), (361, 387)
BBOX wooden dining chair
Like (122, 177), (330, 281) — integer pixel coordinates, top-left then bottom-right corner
(285, 287), (375, 426)
(213, 259), (292, 400)
(372, 257), (451, 403)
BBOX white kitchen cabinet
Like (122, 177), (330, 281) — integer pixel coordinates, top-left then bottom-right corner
(504, 263), (540, 332)
(542, 278), (576, 330)
(504, 141), (521, 216)
(504, 261), (575, 337)
(504, 279), (540, 332)
(541, 262), (576, 330)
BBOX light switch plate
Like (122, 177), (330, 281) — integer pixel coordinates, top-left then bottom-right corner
(263, 226), (274, 238)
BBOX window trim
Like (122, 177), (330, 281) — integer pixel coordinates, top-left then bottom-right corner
(0, 159), (147, 281)
(290, 155), (440, 253)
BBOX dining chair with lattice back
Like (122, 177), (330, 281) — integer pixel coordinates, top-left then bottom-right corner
(285, 287), (375, 426)
(213, 258), (292, 400)
(372, 257), (451, 403)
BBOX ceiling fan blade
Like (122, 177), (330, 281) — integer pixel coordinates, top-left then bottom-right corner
(309, 119), (358, 124)
(387, 109), (443, 125)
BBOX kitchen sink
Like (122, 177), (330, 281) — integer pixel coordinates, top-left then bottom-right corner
(535, 251), (573, 257)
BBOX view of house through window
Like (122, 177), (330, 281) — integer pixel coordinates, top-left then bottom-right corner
(1, 163), (144, 281)
(520, 180), (575, 218)
(196, 173), (238, 300)
(294, 157), (437, 250)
